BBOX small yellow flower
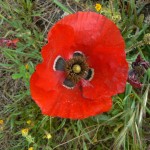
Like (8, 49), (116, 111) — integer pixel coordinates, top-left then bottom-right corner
(46, 133), (52, 139)
(95, 3), (102, 12)
(0, 120), (4, 125)
(27, 120), (32, 125)
(25, 64), (29, 70)
(44, 133), (52, 139)
(21, 128), (29, 136)
(28, 147), (34, 150)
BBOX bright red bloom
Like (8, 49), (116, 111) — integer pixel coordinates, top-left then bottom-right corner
(30, 12), (128, 119)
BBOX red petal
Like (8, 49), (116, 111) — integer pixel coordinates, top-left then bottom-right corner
(34, 39), (73, 92)
(82, 45), (128, 99)
(33, 44), (66, 92)
(30, 75), (112, 119)
(46, 24), (75, 60)
(34, 63), (64, 91)
(30, 73), (58, 113)
(41, 24), (74, 77)
(58, 12), (105, 48)
(54, 12), (124, 52)
(31, 25), (75, 93)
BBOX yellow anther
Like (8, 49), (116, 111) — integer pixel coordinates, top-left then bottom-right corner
(72, 64), (81, 73)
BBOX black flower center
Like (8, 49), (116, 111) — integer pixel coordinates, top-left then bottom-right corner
(65, 56), (89, 84)
(53, 51), (94, 89)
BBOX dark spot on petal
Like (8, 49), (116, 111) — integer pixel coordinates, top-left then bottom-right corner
(84, 68), (94, 81)
(73, 51), (84, 57)
(63, 78), (75, 89)
(53, 56), (66, 71)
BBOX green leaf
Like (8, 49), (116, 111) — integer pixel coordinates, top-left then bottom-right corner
(95, 114), (111, 121)
(52, 0), (72, 14)
(147, 68), (150, 78)
(12, 73), (22, 79)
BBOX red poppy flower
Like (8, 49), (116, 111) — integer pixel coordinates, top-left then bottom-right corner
(30, 12), (128, 119)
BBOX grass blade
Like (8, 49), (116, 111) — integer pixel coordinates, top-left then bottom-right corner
(52, 0), (72, 14)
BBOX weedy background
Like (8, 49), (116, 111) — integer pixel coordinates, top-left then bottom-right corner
(0, 0), (150, 150)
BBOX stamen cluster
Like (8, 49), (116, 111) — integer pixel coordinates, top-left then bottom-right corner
(65, 56), (89, 83)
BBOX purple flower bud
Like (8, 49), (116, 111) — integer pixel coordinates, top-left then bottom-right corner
(132, 54), (150, 70)
(128, 70), (142, 88)
(128, 55), (149, 88)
